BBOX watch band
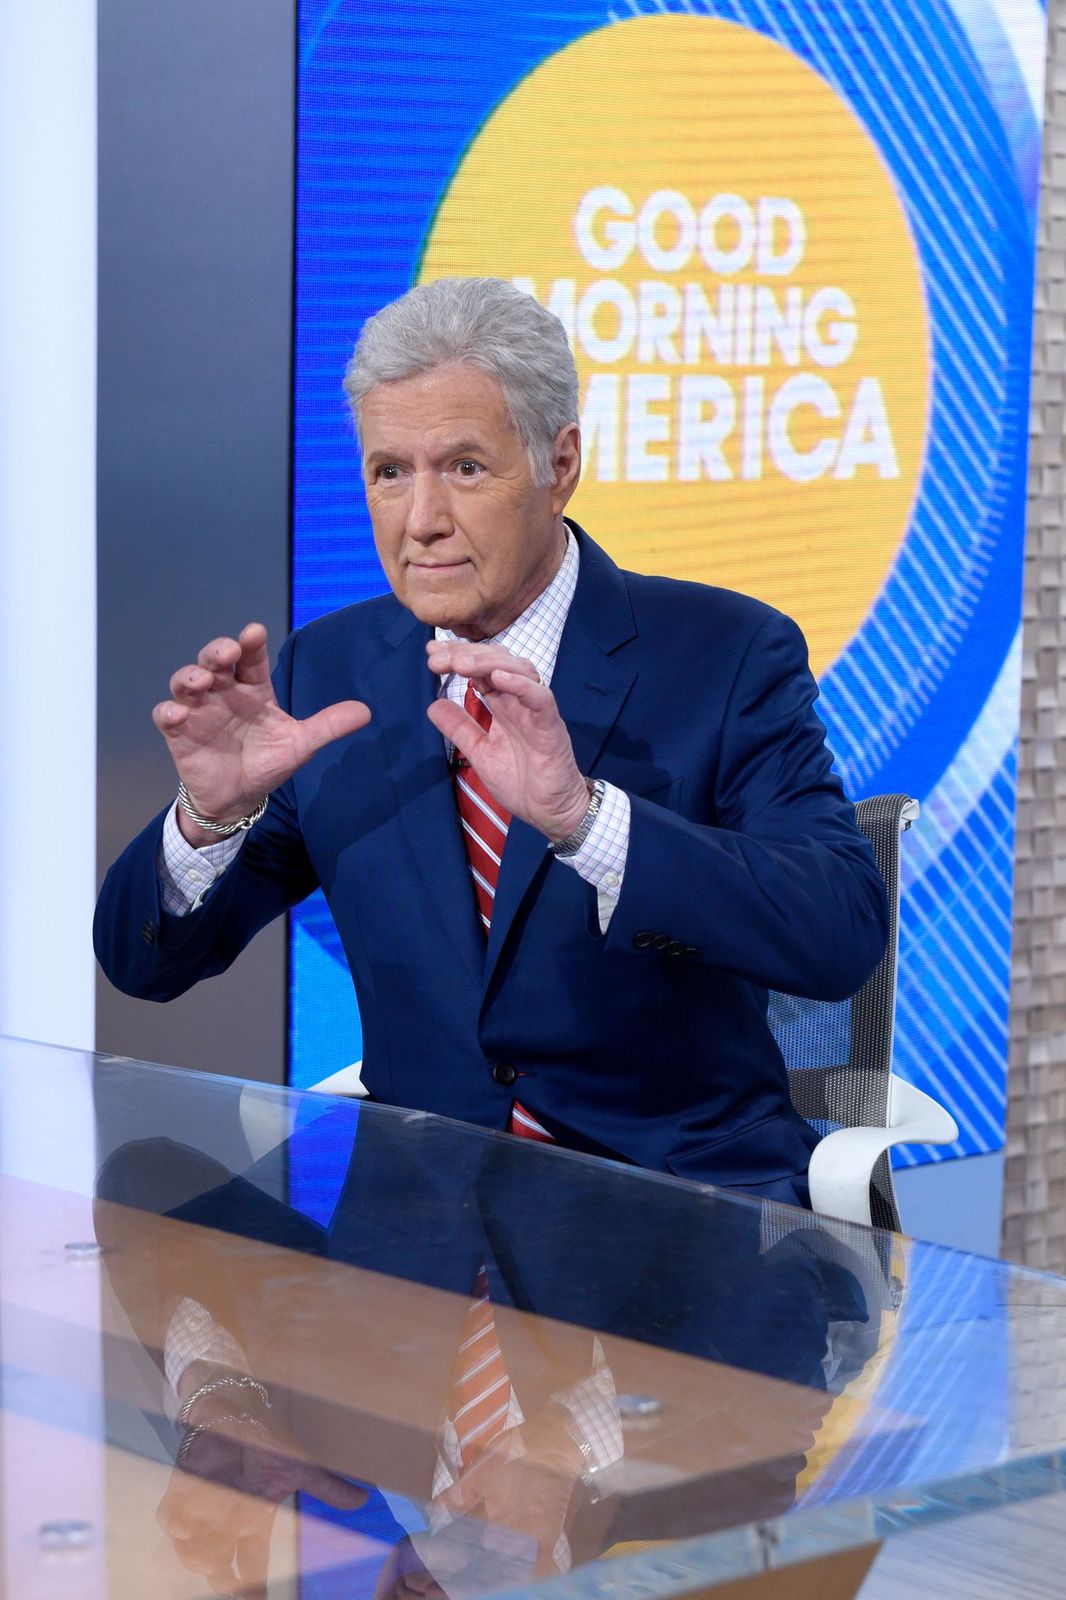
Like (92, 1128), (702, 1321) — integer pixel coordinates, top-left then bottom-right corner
(551, 779), (606, 858)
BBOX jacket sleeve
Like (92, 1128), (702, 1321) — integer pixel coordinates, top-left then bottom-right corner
(93, 636), (318, 1001)
(602, 609), (889, 1001)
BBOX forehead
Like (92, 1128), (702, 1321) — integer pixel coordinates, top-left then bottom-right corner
(360, 363), (517, 451)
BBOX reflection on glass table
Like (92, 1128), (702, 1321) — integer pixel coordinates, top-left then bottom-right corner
(1, 1033), (1064, 1600)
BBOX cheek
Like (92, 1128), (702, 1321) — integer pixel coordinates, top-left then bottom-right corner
(368, 505), (403, 566)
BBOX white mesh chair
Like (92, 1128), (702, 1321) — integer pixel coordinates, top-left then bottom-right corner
(768, 794), (958, 1229)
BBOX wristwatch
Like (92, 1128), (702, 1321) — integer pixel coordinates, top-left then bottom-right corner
(551, 779), (606, 857)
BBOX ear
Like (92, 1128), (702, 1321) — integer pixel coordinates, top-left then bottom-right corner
(549, 422), (582, 516)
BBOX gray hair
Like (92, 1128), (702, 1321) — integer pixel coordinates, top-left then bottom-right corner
(343, 277), (579, 487)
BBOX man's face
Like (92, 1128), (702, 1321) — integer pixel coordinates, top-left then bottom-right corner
(361, 363), (580, 641)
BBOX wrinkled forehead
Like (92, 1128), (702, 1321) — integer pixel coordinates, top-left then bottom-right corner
(358, 363), (521, 454)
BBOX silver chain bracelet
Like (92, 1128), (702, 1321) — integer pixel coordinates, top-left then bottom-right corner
(178, 1373), (271, 1425)
(177, 780), (268, 837)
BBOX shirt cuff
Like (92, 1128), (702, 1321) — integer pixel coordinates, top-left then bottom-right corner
(162, 1296), (252, 1418)
(554, 783), (630, 931)
(551, 1340), (624, 1473)
(158, 800), (247, 916)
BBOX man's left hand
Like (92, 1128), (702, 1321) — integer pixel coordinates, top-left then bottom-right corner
(435, 1409), (586, 1580)
(426, 641), (590, 844)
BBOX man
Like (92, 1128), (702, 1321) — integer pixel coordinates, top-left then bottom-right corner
(95, 275), (888, 1208)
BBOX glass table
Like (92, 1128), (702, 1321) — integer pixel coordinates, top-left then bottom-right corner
(1, 1033), (1065, 1600)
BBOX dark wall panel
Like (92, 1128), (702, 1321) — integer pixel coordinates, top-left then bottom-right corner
(96, 0), (296, 1081)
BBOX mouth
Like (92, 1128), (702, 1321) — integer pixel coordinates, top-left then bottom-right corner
(408, 559), (471, 574)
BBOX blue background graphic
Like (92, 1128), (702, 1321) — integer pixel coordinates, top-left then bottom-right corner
(290, 0), (1045, 1172)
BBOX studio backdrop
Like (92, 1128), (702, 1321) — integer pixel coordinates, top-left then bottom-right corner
(290, 0), (1047, 1172)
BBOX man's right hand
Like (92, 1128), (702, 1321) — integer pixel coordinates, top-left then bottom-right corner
(161, 1368), (367, 1596)
(152, 623), (371, 847)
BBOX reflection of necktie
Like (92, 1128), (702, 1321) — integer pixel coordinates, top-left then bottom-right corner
(448, 1262), (511, 1468)
(453, 682), (553, 1145)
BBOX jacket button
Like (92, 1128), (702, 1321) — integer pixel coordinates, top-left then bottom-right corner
(667, 939), (684, 957)
(684, 945), (702, 961)
(652, 933), (671, 952)
(633, 931), (654, 950)
(492, 1062), (517, 1087)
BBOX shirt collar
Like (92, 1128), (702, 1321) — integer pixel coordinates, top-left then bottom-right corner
(434, 525), (579, 689)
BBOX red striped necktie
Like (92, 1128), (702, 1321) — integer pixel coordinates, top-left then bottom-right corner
(453, 681), (554, 1146)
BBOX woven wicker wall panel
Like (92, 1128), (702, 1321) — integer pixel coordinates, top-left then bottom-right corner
(1005, 0), (1066, 1270)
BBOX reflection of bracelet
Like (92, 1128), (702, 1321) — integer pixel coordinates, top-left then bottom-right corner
(177, 781), (268, 838)
(562, 1418), (599, 1475)
(548, 1401), (603, 1483)
(176, 1412), (270, 1468)
(178, 1373), (271, 1425)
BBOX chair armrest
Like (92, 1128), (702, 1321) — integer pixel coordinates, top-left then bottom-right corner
(238, 1061), (368, 1162)
(807, 1076), (959, 1226)
(310, 1061), (368, 1098)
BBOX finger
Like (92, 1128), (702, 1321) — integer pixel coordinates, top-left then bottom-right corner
(168, 1527), (236, 1582)
(205, 1561), (246, 1597)
(197, 635), (243, 674)
(234, 1530), (272, 1596)
(170, 1519), (246, 1593)
(426, 697), (487, 763)
(435, 1471), (481, 1519)
(297, 1463), (369, 1509)
(483, 668), (554, 710)
(152, 700), (191, 737)
(435, 1436), (515, 1519)
(297, 699), (372, 759)
(169, 663), (214, 702)
(158, 1483), (234, 1549)
(425, 636), (533, 671)
(168, 1534), (214, 1576)
(426, 641), (541, 683)
(234, 622), (271, 687)
(533, 1541), (563, 1580)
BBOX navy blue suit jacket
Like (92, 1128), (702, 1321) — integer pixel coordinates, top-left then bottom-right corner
(95, 525), (888, 1204)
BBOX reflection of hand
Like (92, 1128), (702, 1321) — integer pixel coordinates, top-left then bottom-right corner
(437, 1408), (586, 1580)
(425, 640), (590, 844)
(153, 622), (371, 845)
(159, 1382), (367, 1597)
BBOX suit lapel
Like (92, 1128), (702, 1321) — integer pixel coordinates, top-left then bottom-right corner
(364, 608), (485, 983)
(483, 529), (638, 992)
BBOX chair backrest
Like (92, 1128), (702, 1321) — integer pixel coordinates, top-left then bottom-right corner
(767, 793), (917, 1232)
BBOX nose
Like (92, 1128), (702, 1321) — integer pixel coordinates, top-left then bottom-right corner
(405, 468), (452, 543)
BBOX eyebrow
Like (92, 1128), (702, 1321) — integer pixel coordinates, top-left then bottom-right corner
(363, 437), (490, 469)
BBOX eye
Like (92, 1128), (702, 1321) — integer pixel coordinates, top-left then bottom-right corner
(455, 459), (484, 478)
(375, 463), (402, 482)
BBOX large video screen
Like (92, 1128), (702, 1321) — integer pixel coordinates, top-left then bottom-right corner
(291, 0), (1046, 1171)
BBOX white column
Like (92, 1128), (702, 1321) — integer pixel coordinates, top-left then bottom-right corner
(0, 3), (97, 1049)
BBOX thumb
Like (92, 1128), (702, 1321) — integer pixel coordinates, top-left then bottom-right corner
(298, 699), (372, 758)
(426, 697), (486, 765)
(434, 1461), (487, 1519)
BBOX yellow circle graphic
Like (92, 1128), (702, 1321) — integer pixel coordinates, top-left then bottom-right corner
(419, 16), (931, 676)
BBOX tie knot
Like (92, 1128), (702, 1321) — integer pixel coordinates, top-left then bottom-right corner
(463, 681), (493, 733)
